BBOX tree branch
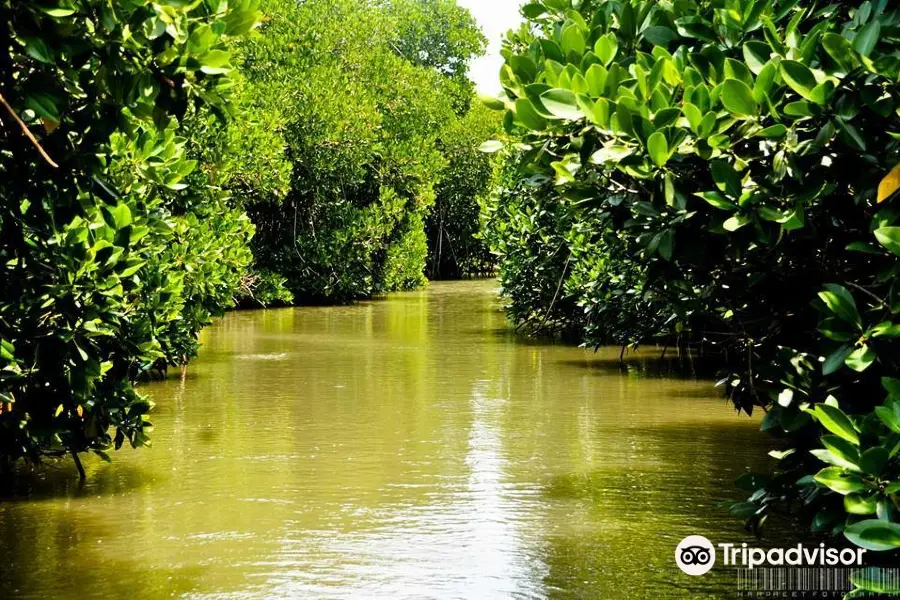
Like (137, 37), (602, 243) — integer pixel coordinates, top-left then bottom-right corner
(0, 91), (59, 168)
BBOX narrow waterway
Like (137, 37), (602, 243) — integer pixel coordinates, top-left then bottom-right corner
(0, 280), (777, 599)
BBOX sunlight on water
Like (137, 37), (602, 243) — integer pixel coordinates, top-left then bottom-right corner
(0, 281), (778, 599)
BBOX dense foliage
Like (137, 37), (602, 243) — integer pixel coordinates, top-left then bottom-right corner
(485, 0), (900, 565)
(0, 0), (498, 475)
(427, 103), (502, 279)
(0, 0), (260, 474)
(229, 0), (491, 302)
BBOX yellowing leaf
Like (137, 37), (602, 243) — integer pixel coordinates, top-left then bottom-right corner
(54, 404), (64, 417)
(878, 163), (900, 203)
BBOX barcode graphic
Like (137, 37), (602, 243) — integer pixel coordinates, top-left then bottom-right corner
(736, 568), (900, 592)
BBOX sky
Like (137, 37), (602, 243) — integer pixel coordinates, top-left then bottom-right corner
(457, 0), (523, 94)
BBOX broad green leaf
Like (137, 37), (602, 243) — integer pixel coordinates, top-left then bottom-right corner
(823, 345), (853, 375)
(859, 447), (889, 476)
(845, 345), (876, 373)
(874, 227), (900, 256)
(756, 124), (787, 138)
(821, 434), (860, 469)
(541, 89), (583, 120)
(822, 32), (858, 72)
(810, 404), (859, 445)
(780, 60), (818, 101)
(720, 79), (757, 118)
(585, 64), (608, 97)
(647, 132), (668, 167)
(854, 21), (881, 57)
(844, 494), (878, 515)
(837, 118), (866, 151)
(23, 37), (53, 64)
(594, 33), (618, 66)
(25, 92), (60, 121)
(695, 191), (735, 210)
(198, 49), (232, 74)
(513, 99), (547, 130)
(723, 214), (750, 231)
(682, 103), (702, 133)
(478, 141), (504, 153)
(112, 204), (132, 229)
(845, 520), (900, 551)
(560, 24), (586, 56)
(480, 95), (507, 111)
(818, 284), (861, 327)
(743, 41), (771, 75)
(643, 26), (678, 46)
(711, 160), (742, 197)
(813, 467), (867, 495)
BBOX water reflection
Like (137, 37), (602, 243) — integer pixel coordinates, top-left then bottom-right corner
(0, 280), (776, 599)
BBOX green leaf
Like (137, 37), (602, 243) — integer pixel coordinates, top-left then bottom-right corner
(823, 344), (854, 375)
(822, 33), (858, 72)
(809, 404), (859, 445)
(695, 191), (735, 210)
(723, 214), (750, 231)
(112, 203), (132, 229)
(682, 103), (702, 133)
(711, 160), (742, 197)
(837, 119), (867, 151)
(478, 141), (504, 153)
(818, 284), (861, 327)
(845, 520), (900, 551)
(594, 33), (618, 66)
(480, 95), (506, 111)
(38, 5), (76, 17)
(23, 37), (53, 64)
(875, 227), (900, 256)
(514, 98), (548, 130)
(521, 3), (546, 19)
(643, 26), (678, 46)
(720, 79), (757, 118)
(844, 494), (878, 515)
(853, 21), (881, 57)
(541, 89), (583, 120)
(743, 41), (772, 75)
(780, 60), (818, 101)
(859, 447), (889, 476)
(756, 124), (788, 138)
(561, 24), (586, 56)
(845, 345), (876, 373)
(24, 92), (60, 121)
(657, 229), (674, 260)
(821, 434), (861, 469)
(813, 467), (867, 495)
(647, 132), (668, 167)
(585, 64), (608, 97)
(198, 49), (232, 74)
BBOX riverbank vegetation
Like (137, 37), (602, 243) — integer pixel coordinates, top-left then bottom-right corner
(482, 0), (900, 563)
(0, 0), (499, 473)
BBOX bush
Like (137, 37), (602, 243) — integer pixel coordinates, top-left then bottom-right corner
(231, 0), (487, 302)
(487, 0), (900, 563)
(428, 103), (503, 279)
(0, 0), (260, 473)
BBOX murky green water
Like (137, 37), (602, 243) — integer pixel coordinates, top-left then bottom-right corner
(0, 280), (778, 599)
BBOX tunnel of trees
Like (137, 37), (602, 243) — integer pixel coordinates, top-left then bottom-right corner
(3, 0), (900, 585)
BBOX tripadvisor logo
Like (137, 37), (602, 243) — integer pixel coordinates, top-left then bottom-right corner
(676, 535), (716, 576)
(675, 536), (868, 576)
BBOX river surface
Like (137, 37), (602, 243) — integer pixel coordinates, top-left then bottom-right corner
(0, 280), (779, 599)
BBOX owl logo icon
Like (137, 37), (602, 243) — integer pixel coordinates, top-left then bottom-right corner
(676, 535), (716, 576)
